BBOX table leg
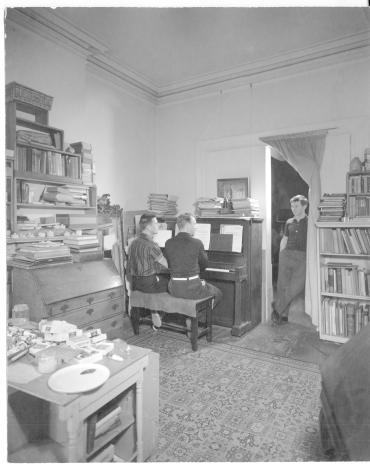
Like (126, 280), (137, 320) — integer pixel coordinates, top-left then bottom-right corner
(191, 317), (198, 351)
(136, 370), (144, 462)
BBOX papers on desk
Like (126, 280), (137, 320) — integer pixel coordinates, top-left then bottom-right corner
(153, 229), (173, 248)
(220, 224), (243, 253)
(193, 223), (211, 250)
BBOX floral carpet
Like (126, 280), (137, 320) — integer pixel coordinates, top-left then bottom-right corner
(129, 330), (327, 462)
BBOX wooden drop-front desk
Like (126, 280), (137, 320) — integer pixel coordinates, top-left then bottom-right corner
(8, 345), (158, 463)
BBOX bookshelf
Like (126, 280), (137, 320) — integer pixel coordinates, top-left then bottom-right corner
(6, 82), (97, 237)
(316, 221), (370, 343)
(346, 171), (370, 219)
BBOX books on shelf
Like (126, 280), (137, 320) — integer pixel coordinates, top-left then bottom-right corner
(320, 262), (370, 297)
(348, 173), (370, 194)
(320, 227), (370, 255)
(321, 297), (369, 338)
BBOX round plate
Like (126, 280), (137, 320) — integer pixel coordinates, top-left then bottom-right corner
(48, 363), (110, 394)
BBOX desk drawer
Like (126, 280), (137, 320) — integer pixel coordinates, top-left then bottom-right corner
(92, 313), (125, 340)
(47, 287), (124, 317)
(54, 298), (124, 327)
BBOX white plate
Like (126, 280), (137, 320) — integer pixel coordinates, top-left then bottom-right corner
(48, 363), (110, 394)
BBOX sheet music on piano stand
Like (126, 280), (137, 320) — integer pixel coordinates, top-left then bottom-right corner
(220, 224), (243, 253)
(193, 223), (211, 250)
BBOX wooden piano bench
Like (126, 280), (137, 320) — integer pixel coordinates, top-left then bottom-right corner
(129, 291), (214, 351)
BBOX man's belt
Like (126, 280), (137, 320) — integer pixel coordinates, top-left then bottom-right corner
(171, 275), (199, 281)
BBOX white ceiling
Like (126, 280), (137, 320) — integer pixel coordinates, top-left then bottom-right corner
(48, 7), (370, 89)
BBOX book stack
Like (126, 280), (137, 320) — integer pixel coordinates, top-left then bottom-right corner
(11, 241), (72, 268)
(63, 233), (102, 262)
(232, 198), (261, 217)
(321, 298), (369, 338)
(194, 197), (223, 216)
(70, 141), (95, 184)
(147, 193), (178, 215)
(42, 185), (89, 206)
(318, 193), (346, 221)
(16, 129), (53, 147)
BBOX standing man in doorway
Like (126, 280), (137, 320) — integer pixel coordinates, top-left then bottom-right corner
(272, 195), (308, 325)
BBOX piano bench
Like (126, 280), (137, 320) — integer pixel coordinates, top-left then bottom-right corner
(129, 291), (214, 351)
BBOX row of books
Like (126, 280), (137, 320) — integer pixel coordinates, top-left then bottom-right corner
(15, 147), (80, 179)
(320, 263), (370, 297)
(348, 173), (370, 194)
(317, 193), (346, 222)
(321, 298), (369, 338)
(347, 196), (370, 218)
(320, 227), (370, 255)
(70, 141), (95, 184)
(147, 193), (178, 216)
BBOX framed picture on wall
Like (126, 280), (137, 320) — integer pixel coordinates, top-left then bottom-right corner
(217, 178), (249, 200)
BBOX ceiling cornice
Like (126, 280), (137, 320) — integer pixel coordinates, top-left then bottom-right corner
(6, 7), (370, 104)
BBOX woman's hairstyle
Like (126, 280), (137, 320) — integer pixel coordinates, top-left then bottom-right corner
(139, 213), (157, 231)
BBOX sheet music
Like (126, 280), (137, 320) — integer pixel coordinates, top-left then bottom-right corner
(153, 229), (173, 248)
(220, 224), (243, 253)
(193, 223), (211, 250)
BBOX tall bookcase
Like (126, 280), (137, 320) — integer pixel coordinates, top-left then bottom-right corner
(316, 220), (370, 343)
(6, 82), (97, 242)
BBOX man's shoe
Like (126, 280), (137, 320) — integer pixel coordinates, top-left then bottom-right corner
(151, 312), (162, 329)
(280, 316), (288, 323)
(271, 310), (281, 325)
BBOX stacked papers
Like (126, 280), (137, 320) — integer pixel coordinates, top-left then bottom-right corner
(194, 197), (223, 216)
(148, 193), (178, 215)
(318, 193), (346, 221)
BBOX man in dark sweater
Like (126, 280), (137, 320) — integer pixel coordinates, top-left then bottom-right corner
(164, 213), (222, 306)
(272, 195), (308, 325)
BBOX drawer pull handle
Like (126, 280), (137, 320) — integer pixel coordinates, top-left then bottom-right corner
(108, 292), (115, 299)
(86, 308), (94, 316)
(87, 297), (94, 305)
(112, 303), (119, 311)
(60, 304), (69, 313)
(111, 320), (117, 327)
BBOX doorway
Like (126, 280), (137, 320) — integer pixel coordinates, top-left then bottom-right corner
(271, 158), (309, 288)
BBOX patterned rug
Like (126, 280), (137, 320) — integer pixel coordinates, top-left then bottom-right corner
(129, 329), (327, 462)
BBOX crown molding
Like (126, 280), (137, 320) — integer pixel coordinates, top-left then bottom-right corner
(6, 7), (370, 104)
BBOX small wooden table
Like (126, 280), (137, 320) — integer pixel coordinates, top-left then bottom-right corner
(8, 345), (150, 462)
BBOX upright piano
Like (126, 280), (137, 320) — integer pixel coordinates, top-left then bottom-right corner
(197, 216), (263, 336)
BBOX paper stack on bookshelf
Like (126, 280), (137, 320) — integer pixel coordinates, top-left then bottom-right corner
(147, 193), (178, 215)
(232, 198), (261, 217)
(70, 141), (95, 184)
(11, 241), (72, 268)
(194, 197), (223, 216)
(321, 298), (369, 338)
(63, 233), (102, 262)
(318, 193), (346, 221)
(41, 185), (87, 206)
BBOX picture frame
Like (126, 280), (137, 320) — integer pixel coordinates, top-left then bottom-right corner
(217, 178), (249, 200)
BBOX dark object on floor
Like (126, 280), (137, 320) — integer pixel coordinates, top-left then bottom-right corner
(319, 323), (370, 461)
(129, 291), (214, 351)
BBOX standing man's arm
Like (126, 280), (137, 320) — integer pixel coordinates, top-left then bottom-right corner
(280, 236), (288, 252)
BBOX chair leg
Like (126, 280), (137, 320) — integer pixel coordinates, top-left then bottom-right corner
(206, 302), (213, 343)
(130, 306), (141, 335)
(190, 317), (198, 351)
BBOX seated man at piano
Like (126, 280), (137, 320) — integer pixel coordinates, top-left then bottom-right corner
(126, 213), (169, 328)
(164, 213), (222, 306)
